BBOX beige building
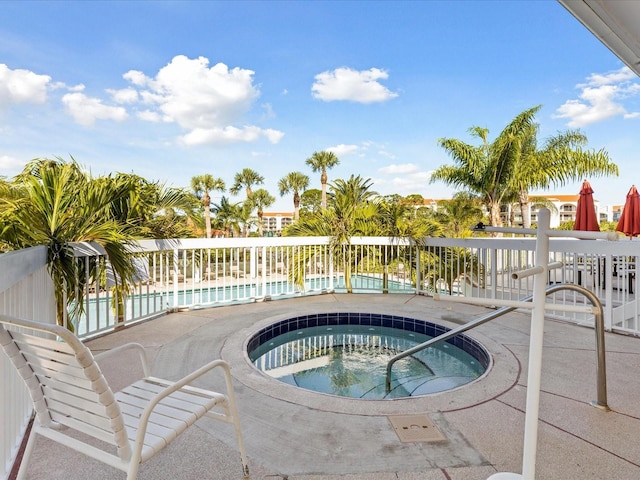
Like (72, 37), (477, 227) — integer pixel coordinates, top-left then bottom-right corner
(420, 194), (622, 228)
(262, 211), (294, 236)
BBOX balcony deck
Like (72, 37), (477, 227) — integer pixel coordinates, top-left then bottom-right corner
(15, 293), (640, 480)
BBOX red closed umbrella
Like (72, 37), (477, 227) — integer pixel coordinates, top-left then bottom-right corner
(616, 185), (640, 238)
(574, 180), (600, 231)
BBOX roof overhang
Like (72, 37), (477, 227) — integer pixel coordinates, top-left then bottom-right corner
(558, 0), (640, 77)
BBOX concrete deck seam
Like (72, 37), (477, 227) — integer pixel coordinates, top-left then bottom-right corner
(442, 344), (523, 414)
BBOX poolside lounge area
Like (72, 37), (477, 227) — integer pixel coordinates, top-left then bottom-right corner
(13, 293), (640, 480)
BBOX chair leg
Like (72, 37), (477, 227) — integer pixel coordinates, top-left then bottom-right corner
(16, 427), (38, 480)
(229, 407), (250, 479)
(220, 370), (250, 479)
(126, 461), (141, 480)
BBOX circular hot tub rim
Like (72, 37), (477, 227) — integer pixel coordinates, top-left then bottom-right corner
(246, 311), (491, 372)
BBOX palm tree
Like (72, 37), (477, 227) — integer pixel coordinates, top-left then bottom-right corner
(230, 168), (264, 200)
(212, 196), (242, 237)
(330, 175), (377, 206)
(237, 201), (257, 238)
(375, 197), (442, 293)
(305, 151), (340, 209)
(431, 105), (619, 230)
(247, 188), (275, 236)
(431, 106), (540, 230)
(285, 175), (379, 292)
(432, 192), (485, 237)
(0, 158), (137, 330)
(191, 174), (226, 238)
(510, 128), (618, 228)
(107, 173), (199, 238)
(278, 171), (310, 220)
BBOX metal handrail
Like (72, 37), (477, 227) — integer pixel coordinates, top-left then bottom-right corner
(384, 283), (609, 411)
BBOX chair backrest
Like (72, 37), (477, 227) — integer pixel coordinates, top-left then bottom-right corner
(0, 315), (132, 460)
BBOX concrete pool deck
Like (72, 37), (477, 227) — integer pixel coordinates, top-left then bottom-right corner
(16, 293), (640, 479)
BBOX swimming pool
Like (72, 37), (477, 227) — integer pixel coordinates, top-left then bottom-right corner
(247, 312), (490, 399)
(74, 275), (415, 337)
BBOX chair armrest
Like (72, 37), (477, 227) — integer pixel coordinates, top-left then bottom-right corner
(132, 359), (235, 453)
(94, 342), (151, 376)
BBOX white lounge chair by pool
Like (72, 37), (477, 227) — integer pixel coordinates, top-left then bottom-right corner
(0, 314), (250, 480)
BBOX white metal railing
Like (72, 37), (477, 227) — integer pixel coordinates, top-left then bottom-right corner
(3, 233), (640, 479)
(63, 235), (640, 339)
(0, 246), (56, 480)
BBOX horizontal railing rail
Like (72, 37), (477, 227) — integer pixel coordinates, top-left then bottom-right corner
(63, 235), (640, 339)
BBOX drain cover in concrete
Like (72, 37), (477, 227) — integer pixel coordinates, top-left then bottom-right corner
(388, 414), (447, 443)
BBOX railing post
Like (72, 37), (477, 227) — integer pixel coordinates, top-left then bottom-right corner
(261, 245), (267, 298)
(415, 243), (421, 294)
(172, 248), (179, 309)
(490, 248), (498, 300)
(604, 252), (613, 330)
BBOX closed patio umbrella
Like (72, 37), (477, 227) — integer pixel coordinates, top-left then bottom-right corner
(574, 180), (600, 231)
(616, 185), (640, 238)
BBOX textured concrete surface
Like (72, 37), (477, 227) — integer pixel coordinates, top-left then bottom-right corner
(14, 293), (640, 479)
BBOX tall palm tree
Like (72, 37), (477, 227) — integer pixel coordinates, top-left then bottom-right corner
(431, 106), (540, 230)
(278, 171), (310, 220)
(285, 175), (379, 292)
(247, 188), (275, 236)
(108, 173), (199, 238)
(191, 174), (226, 238)
(230, 168), (264, 200)
(305, 151), (340, 209)
(0, 158), (136, 330)
(510, 128), (618, 228)
(431, 105), (619, 230)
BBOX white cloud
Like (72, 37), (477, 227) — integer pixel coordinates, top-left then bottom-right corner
(263, 128), (285, 143)
(0, 55), (281, 144)
(123, 70), (149, 87)
(61, 92), (128, 126)
(137, 109), (162, 122)
(108, 87), (138, 104)
(261, 102), (275, 119)
(554, 67), (640, 127)
(0, 64), (50, 108)
(311, 67), (398, 103)
(125, 55), (259, 129)
(378, 163), (420, 174)
(179, 125), (283, 146)
(327, 144), (359, 156)
(377, 150), (396, 160)
(0, 155), (26, 171)
(123, 55), (281, 145)
(390, 170), (433, 192)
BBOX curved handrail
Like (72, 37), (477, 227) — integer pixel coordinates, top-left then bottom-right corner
(385, 283), (609, 410)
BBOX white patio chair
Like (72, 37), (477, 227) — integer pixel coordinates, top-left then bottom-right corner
(0, 314), (250, 479)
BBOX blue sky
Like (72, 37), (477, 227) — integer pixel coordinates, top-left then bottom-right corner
(1, 0), (639, 211)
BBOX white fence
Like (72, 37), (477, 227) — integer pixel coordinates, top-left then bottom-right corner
(0, 247), (56, 480)
(2, 234), (640, 478)
(67, 235), (640, 339)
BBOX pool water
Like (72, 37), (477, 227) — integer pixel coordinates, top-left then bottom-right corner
(249, 323), (487, 399)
